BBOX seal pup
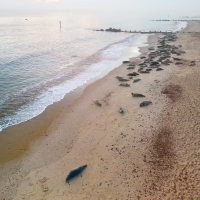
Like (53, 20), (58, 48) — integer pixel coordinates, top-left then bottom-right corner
(140, 101), (152, 107)
(132, 93), (145, 97)
(94, 99), (101, 106)
(66, 165), (87, 182)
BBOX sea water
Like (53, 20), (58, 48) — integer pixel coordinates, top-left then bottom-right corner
(0, 12), (187, 131)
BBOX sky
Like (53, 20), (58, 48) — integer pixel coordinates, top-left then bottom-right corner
(1, 0), (200, 19)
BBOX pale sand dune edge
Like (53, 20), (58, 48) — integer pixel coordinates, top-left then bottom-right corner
(0, 22), (200, 200)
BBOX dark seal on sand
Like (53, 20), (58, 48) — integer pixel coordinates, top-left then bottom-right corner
(127, 72), (139, 76)
(66, 165), (87, 182)
(119, 83), (130, 87)
(132, 93), (145, 97)
(175, 62), (183, 65)
(156, 68), (164, 71)
(94, 99), (101, 106)
(140, 101), (152, 107)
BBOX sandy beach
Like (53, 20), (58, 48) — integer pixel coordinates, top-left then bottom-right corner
(0, 21), (200, 200)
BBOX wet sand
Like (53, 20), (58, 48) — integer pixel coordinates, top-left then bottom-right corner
(0, 21), (200, 200)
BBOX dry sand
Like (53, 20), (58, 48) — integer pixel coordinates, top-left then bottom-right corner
(0, 22), (200, 200)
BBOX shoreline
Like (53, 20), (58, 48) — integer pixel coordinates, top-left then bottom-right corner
(0, 33), (149, 165)
(1, 21), (200, 199)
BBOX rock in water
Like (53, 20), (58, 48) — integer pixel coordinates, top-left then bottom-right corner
(94, 99), (101, 106)
(66, 165), (87, 182)
(132, 93), (145, 97)
(140, 101), (152, 107)
(133, 79), (141, 83)
(119, 107), (124, 114)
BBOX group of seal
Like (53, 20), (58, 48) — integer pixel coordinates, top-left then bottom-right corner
(113, 32), (187, 108)
(93, 33), (186, 109)
(66, 33), (189, 185)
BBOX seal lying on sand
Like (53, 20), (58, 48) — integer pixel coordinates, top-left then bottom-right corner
(133, 78), (141, 83)
(156, 68), (163, 71)
(140, 101), (152, 107)
(118, 78), (130, 82)
(132, 93), (145, 97)
(119, 83), (130, 87)
(175, 62), (183, 65)
(173, 57), (181, 61)
(127, 72), (139, 76)
(94, 99), (101, 106)
(139, 70), (149, 74)
(66, 165), (87, 182)
(189, 60), (196, 66)
(119, 107), (124, 114)
(127, 66), (135, 69)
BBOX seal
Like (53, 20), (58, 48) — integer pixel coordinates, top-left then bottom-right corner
(156, 68), (163, 71)
(127, 72), (139, 76)
(175, 62), (183, 65)
(118, 77), (130, 82)
(115, 76), (123, 80)
(66, 165), (87, 182)
(132, 93), (145, 97)
(173, 57), (181, 61)
(127, 66), (135, 69)
(119, 83), (130, 87)
(139, 70), (149, 74)
(140, 101), (152, 107)
(161, 61), (170, 65)
(189, 60), (196, 66)
(123, 61), (130, 64)
(133, 78), (141, 83)
(94, 99), (101, 106)
(119, 107), (124, 114)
